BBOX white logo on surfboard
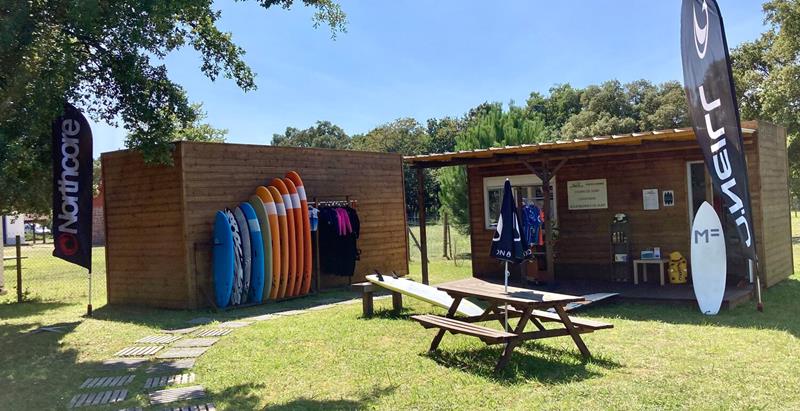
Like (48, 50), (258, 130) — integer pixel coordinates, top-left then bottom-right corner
(690, 202), (726, 315)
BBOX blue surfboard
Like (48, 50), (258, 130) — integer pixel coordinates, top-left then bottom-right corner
(240, 202), (266, 303)
(212, 211), (235, 308)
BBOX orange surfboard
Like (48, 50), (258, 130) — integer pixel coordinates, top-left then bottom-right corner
(267, 186), (290, 299)
(271, 178), (297, 297)
(283, 178), (305, 296)
(286, 171), (312, 295)
(256, 186), (281, 300)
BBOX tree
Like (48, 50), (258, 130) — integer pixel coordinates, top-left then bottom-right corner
(438, 104), (550, 233)
(731, 0), (800, 203)
(352, 118), (437, 217)
(0, 0), (346, 214)
(174, 104), (228, 143)
(526, 83), (583, 137)
(271, 120), (351, 149)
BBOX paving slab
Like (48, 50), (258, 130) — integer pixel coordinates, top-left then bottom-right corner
(162, 403), (216, 411)
(136, 335), (182, 344)
(114, 345), (163, 357)
(67, 389), (127, 408)
(101, 358), (149, 370)
(156, 347), (210, 359)
(148, 385), (206, 405)
(79, 374), (135, 389)
(217, 320), (252, 328)
(146, 359), (196, 374)
(172, 338), (219, 348)
(194, 328), (231, 337)
(186, 317), (214, 325)
(144, 373), (196, 389)
(247, 314), (278, 321)
(273, 309), (305, 316)
(160, 326), (200, 335)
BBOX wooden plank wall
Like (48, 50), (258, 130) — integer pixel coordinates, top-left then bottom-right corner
(102, 149), (189, 309)
(180, 142), (408, 309)
(467, 135), (780, 283)
(754, 122), (794, 286)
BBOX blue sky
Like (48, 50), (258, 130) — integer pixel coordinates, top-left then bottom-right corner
(91, 1), (768, 158)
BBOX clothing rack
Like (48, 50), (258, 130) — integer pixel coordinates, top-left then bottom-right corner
(309, 196), (359, 288)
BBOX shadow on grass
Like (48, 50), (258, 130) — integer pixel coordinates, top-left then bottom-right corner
(362, 307), (415, 320)
(264, 385), (397, 410)
(591, 276), (800, 338)
(426, 341), (620, 385)
(0, 300), (71, 319)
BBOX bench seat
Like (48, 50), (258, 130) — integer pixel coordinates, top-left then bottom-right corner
(411, 314), (517, 345)
(531, 310), (613, 330)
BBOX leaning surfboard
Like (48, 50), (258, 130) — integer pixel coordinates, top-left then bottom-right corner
(212, 211), (234, 308)
(366, 274), (484, 317)
(272, 178), (297, 297)
(690, 202), (727, 315)
(233, 206), (252, 304)
(241, 202), (265, 304)
(284, 178), (305, 296)
(225, 208), (244, 306)
(257, 186), (281, 300)
(286, 171), (312, 295)
(249, 195), (273, 301)
(268, 186), (290, 299)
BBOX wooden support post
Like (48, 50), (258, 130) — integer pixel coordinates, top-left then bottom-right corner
(16, 235), (22, 303)
(442, 212), (449, 259)
(541, 176), (555, 283)
(392, 291), (403, 312)
(416, 168), (429, 285)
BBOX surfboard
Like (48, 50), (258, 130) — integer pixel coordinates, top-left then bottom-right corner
(249, 195), (273, 301)
(257, 186), (281, 300)
(212, 211), (234, 308)
(286, 171), (312, 295)
(272, 178), (297, 297)
(283, 178), (305, 296)
(241, 202), (265, 304)
(225, 208), (244, 306)
(366, 274), (484, 317)
(233, 206), (252, 304)
(690, 201), (727, 315)
(267, 186), (290, 299)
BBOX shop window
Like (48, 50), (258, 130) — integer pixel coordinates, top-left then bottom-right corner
(482, 175), (555, 230)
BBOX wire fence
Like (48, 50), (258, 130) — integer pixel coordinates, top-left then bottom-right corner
(1, 235), (106, 305)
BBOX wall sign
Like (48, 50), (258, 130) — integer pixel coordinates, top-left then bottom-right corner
(643, 188), (660, 210)
(567, 179), (608, 210)
(663, 190), (675, 207)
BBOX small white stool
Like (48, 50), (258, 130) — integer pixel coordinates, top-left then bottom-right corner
(633, 259), (668, 286)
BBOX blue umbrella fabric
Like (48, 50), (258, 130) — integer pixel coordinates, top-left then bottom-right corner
(490, 179), (526, 264)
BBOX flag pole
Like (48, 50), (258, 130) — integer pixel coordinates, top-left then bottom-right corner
(504, 261), (509, 332)
(87, 268), (93, 316)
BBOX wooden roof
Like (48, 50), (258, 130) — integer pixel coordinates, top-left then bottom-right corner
(404, 126), (757, 168)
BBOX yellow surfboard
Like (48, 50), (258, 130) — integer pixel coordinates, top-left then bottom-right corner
(286, 171), (312, 295)
(283, 178), (305, 296)
(267, 186), (290, 299)
(256, 186), (281, 300)
(271, 178), (297, 297)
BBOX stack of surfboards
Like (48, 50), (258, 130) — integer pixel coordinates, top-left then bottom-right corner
(212, 171), (313, 308)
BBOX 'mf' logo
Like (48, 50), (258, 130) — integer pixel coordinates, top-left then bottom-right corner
(694, 228), (721, 244)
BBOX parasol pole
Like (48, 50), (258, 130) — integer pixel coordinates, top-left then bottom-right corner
(504, 261), (509, 332)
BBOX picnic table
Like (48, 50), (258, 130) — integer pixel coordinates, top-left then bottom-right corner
(411, 278), (613, 372)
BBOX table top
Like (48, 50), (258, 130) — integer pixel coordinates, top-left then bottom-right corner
(436, 278), (585, 306)
(633, 258), (668, 263)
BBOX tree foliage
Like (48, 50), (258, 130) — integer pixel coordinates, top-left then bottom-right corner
(0, 0), (346, 214)
(731, 0), (800, 203)
(272, 120), (351, 149)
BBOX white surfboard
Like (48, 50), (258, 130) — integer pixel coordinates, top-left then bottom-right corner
(690, 202), (727, 315)
(366, 275), (484, 317)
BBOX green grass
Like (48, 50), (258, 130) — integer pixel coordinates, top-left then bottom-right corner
(0, 223), (799, 409)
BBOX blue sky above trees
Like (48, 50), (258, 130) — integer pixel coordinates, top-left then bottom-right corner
(91, 1), (766, 157)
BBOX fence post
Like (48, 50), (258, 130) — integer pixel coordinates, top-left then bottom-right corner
(16, 235), (22, 303)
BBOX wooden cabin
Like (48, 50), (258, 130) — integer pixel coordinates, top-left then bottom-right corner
(405, 121), (792, 306)
(101, 142), (408, 309)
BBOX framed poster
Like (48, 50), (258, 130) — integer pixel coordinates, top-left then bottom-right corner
(643, 189), (659, 210)
(567, 179), (608, 210)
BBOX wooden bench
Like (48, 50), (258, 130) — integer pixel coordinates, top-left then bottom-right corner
(351, 282), (403, 318)
(411, 314), (517, 345)
(531, 309), (614, 330)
